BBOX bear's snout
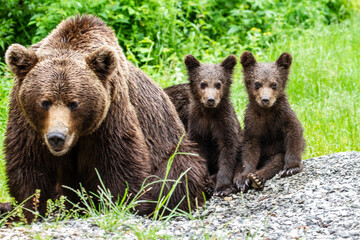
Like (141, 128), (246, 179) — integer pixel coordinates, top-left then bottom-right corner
(256, 87), (277, 108)
(47, 132), (66, 150)
(201, 88), (220, 108)
(261, 97), (270, 105)
(44, 124), (74, 156)
(207, 97), (215, 106)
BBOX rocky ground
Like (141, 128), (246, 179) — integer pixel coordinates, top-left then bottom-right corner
(0, 151), (359, 239)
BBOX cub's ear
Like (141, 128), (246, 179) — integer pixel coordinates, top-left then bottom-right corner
(221, 54), (237, 73)
(184, 55), (200, 71)
(5, 44), (38, 79)
(240, 51), (257, 68)
(276, 52), (292, 69)
(86, 46), (119, 81)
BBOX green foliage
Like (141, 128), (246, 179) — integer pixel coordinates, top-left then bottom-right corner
(45, 195), (78, 223)
(0, 0), (356, 64)
(0, 62), (11, 202)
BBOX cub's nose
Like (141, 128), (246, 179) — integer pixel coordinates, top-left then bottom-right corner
(207, 97), (215, 105)
(261, 97), (270, 105)
(47, 132), (66, 149)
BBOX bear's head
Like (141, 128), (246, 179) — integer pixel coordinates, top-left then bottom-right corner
(185, 54), (237, 108)
(240, 51), (292, 108)
(5, 44), (119, 156)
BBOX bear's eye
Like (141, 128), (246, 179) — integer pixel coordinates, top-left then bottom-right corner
(215, 83), (221, 89)
(68, 101), (79, 110)
(254, 82), (261, 89)
(200, 82), (207, 89)
(40, 100), (52, 110)
(272, 83), (277, 90)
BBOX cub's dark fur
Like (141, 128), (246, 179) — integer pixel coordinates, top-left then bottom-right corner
(165, 55), (243, 196)
(233, 51), (305, 192)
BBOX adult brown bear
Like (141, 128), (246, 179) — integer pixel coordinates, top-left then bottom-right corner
(4, 15), (207, 222)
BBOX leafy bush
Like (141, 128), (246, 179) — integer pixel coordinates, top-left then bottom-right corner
(0, 0), (356, 64)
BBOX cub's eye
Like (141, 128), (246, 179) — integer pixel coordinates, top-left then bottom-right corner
(200, 82), (207, 89)
(68, 101), (79, 110)
(254, 82), (261, 89)
(215, 83), (221, 89)
(40, 100), (52, 110)
(272, 83), (277, 89)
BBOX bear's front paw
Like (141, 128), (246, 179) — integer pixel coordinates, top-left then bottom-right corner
(248, 173), (265, 191)
(234, 175), (251, 192)
(279, 166), (302, 178)
(205, 185), (214, 197)
(213, 185), (234, 197)
(204, 175), (215, 197)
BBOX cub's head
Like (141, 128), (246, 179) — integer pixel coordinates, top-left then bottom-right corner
(185, 54), (237, 108)
(5, 44), (118, 156)
(240, 51), (292, 108)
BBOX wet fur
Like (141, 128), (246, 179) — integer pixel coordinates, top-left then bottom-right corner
(233, 51), (305, 192)
(165, 55), (243, 196)
(4, 15), (207, 222)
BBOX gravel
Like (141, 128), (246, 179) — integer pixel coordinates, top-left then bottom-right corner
(1, 151), (359, 239)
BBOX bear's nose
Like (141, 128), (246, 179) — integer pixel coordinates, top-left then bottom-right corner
(47, 132), (66, 149)
(261, 97), (270, 104)
(207, 97), (215, 105)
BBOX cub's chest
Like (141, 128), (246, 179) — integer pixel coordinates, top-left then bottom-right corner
(193, 115), (220, 136)
(256, 114), (284, 143)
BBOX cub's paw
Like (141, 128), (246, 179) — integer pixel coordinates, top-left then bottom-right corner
(279, 167), (302, 178)
(213, 186), (234, 197)
(248, 173), (265, 191)
(205, 176), (215, 197)
(234, 175), (251, 193)
(205, 185), (214, 197)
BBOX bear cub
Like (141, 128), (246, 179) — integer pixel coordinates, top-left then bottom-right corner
(165, 55), (242, 196)
(233, 51), (305, 192)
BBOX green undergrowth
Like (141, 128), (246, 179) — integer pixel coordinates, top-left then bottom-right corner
(0, 62), (11, 202)
(0, 0), (356, 62)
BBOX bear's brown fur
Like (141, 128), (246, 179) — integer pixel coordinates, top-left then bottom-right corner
(4, 15), (207, 222)
(233, 51), (305, 192)
(165, 55), (242, 196)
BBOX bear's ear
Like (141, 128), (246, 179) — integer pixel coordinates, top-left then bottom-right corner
(220, 54), (237, 73)
(240, 51), (257, 68)
(5, 44), (39, 79)
(184, 55), (200, 71)
(276, 52), (292, 69)
(86, 46), (119, 81)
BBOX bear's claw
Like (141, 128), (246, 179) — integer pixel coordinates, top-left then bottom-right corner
(235, 178), (250, 192)
(213, 186), (234, 197)
(279, 167), (302, 178)
(205, 185), (214, 196)
(248, 173), (265, 190)
(205, 176), (215, 196)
